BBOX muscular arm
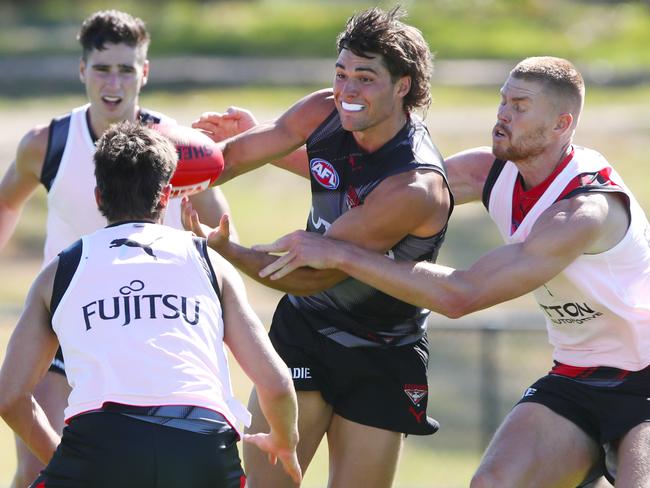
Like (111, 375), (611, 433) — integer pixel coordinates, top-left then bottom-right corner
(216, 252), (300, 483)
(189, 170), (451, 296)
(0, 259), (60, 463)
(0, 125), (48, 250)
(444, 146), (494, 205)
(208, 90), (333, 184)
(271, 146), (310, 179)
(192, 107), (310, 179)
(258, 192), (628, 318)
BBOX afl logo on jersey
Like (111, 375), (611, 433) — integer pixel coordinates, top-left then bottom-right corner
(310, 158), (339, 190)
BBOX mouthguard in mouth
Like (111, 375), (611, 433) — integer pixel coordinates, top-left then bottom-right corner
(342, 102), (364, 112)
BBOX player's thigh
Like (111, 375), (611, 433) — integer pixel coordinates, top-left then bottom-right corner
(615, 421), (650, 488)
(327, 414), (403, 488)
(472, 402), (601, 488)
(244, 388), (332, 488)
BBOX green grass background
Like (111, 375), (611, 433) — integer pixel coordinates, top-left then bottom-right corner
(2, 0), (650, 70)
(1, 83), (648, 486)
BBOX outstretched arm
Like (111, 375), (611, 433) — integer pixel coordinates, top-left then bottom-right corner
(193, 90), (333, 184)
(182, 204), (342, 296)
(256, 192), (629, 317)
(216, 252), (301, 484)
(193, 107), (310, 179)
(0, 259), (60, 463)
(183, 169), (450, 296)
(192, 107), (260, 145)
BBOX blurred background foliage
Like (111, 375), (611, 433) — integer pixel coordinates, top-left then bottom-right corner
(0, 0), (649, 68)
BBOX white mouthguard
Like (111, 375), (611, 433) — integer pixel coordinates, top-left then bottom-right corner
(342, 102), (364, 112)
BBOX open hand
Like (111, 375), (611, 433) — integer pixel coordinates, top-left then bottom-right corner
(181, 197), (231, 251)
(243, 432), (302, 484)
(191, 107), (259, 143)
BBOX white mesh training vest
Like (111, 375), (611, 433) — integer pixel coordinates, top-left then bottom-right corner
(487, 146), (650, 370)
(44, 104), (183, 264)
(52, 222), (250, 434)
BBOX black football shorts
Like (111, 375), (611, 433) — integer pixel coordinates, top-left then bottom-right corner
(30, 412), (245, 488)
(518, 371), (650, 484)
(269, 296), (439, 436)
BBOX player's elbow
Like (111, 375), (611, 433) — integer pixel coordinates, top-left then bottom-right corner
(256, 370), (294, 400)
(437, 297), (473, 319)
(440, 302), (473, 319)
(434, 284), (481, 319)
(0, 391), (25, 422)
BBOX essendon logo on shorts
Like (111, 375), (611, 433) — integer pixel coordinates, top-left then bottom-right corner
(404, 384), (428, 405)
(523, 387), (537, 398)
(310, 158), (339, 190)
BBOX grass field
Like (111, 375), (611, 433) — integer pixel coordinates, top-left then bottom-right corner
(4, 1), (650, 69)
(0, 84), (648, 487)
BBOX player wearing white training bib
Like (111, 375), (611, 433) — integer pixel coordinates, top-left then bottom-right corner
(0, 121), (301, 488)
(42, 104), (183, 263)
(53, 222), (248, 429)
(0, 11), (237, 487)
(483, 144), (650, 484)
(485, 145), (650, 371)
(41, 104), (182, 378)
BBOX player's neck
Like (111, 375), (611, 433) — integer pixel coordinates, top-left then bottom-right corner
(107, 211), (163, 227)
(516, 142), (573, 190)
(107, 218), (159, 227)
(352, 111), (408, 153)
(86, 105), (141, 141)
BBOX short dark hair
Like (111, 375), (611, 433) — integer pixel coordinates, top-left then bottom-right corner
(94, 121), (177, 222)
(337, 6), (433, 113)
(78, 10), (150, 61)
(511, 56), (585, 121)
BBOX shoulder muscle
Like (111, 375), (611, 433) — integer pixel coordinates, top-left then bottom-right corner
(445, 146), (494, 204)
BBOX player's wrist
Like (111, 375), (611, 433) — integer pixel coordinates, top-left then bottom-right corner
(208, 235), (231, 255)
(331, 241), (357, 270)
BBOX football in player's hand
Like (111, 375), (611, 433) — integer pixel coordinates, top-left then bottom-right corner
(153, 124), (224, 198)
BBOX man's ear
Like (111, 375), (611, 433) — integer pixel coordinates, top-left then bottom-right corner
(94, 186), (102, 207)
(158, 184), (172, 208)
(79, 58), (87, 84)
(141, 59), (150, 87)
(396, 76), (411, 99)
(555, 113), (574, 133)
